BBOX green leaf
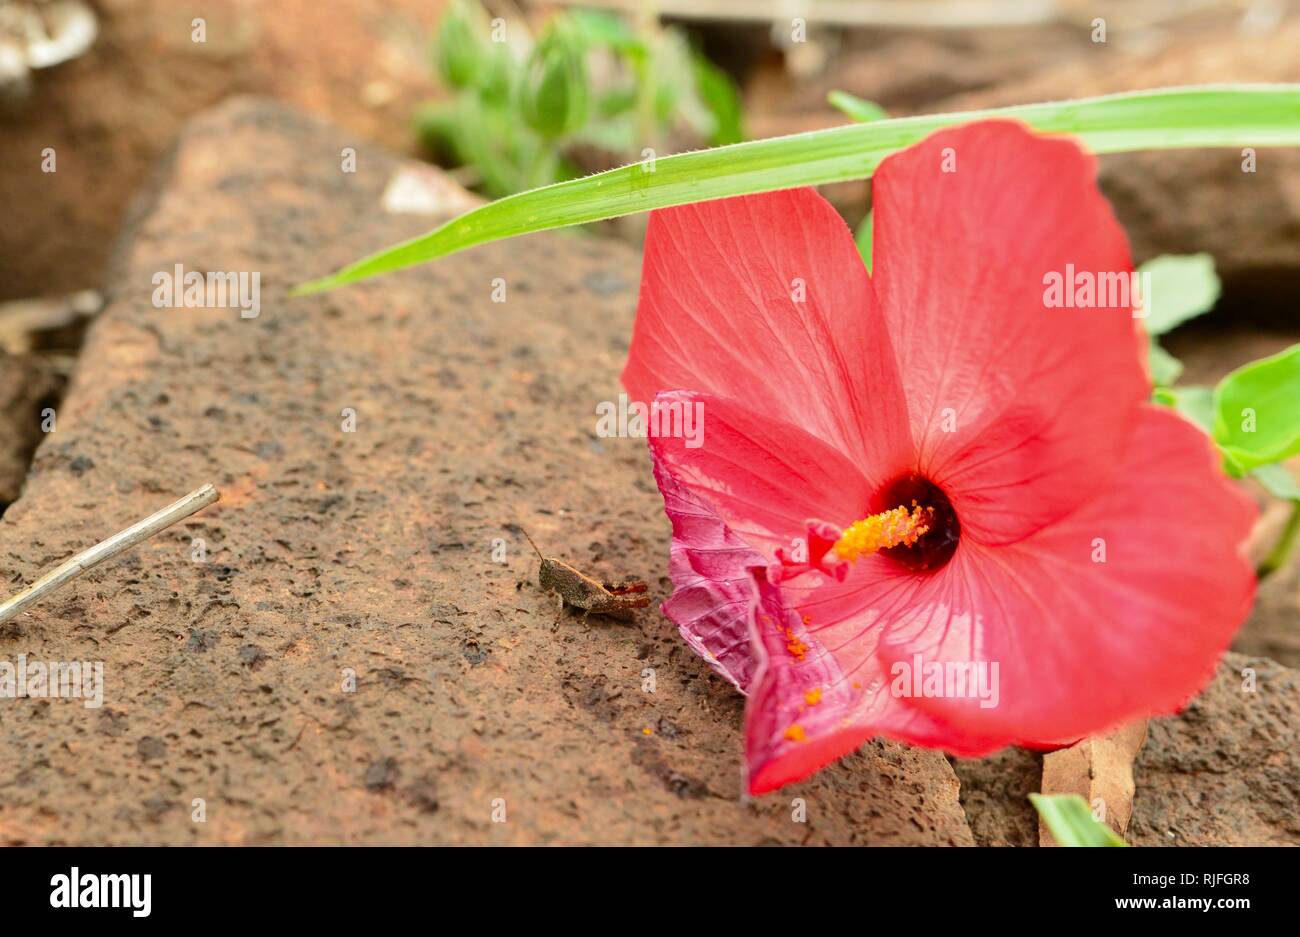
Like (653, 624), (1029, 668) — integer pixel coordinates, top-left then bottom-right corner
(571, 111), (639, 153)
(828, 90), (889, 123)
(293, 84), (1300, 295)
(475, 42), (518, 109)
(1213, 344), (1300, 473)
(1137, 253), (1221, 335)
(692, 53), (745, 146)
(567, 9), (642, 53)
(1154, 383), (1215, 434)
(1253, 462), (1300, 501)
(855, 210), (873, 273)
(1029, 793), (1127, 847)
(1147, 338), (1184, 387)
(416, 97), (525, 198)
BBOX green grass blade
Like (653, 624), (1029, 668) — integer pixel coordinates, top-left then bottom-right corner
(293, 84), (1300, 295)
(855, 209), (874, 273)
(828, 89), (889, 123)
(1029, 793), (1127, 847)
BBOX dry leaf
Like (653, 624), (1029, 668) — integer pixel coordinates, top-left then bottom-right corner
(1039, 719), (1148, 846)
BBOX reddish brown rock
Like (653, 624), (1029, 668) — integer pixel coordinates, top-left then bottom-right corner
(0, 97), (972, 845)
(1130, 652), (1300, 846)
(949, 748), (1041, 847)
(952, 653), (1300, 846)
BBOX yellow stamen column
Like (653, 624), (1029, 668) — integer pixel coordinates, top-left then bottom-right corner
(832, 504), (932, 563)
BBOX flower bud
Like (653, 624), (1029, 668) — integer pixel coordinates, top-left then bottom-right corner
(434, 0), (485, 90)
(519, 21), (589, 139)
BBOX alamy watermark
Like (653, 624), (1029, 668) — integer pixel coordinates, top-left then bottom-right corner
(50, 867), (150, 917)
(889, 653), (999, 709)
(595, 393), (704, 448)
(0, 654), (103, 708)
(152, 263), (260, 318)
(1042, 265), (1150, 318)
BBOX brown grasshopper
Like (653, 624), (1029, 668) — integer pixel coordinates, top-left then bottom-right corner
(512, 526), (650, 626)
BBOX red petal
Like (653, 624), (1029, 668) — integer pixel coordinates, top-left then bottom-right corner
(622, 189), (911, 473)
(871, 120), (1150, 545)
(743, 538), (1019, 792)
(650, 402), (993, 790)
(647, 391), (875, 558)
(744, 563), (977, 794)
(874, 405), (1257, 745)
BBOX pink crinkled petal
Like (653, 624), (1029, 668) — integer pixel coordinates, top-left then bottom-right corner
(744, 566), (869, 793)
(646, 388), (877, 694)
(652, 447), (763, 691)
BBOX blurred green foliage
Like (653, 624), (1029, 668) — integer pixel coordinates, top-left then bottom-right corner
(419, 1), (744, 199)
(1145, 254), (1300, 576)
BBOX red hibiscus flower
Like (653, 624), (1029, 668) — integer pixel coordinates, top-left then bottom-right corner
(621, 120), (1257, 795)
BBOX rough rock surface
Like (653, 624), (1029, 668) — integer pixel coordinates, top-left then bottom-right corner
(949, 749), (1041, 848)
(1130, 653), (1300, 846)
(0, 97), (973, 845)
(954, 652), (1300, 846)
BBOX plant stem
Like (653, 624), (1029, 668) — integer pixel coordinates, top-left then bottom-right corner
(0, 484), (220, 624)
(1258, 499), (1300, 580)
(634, 0), (659, 157)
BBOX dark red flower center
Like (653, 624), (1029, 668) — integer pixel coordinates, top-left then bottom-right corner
(873, 474), (960, 572)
